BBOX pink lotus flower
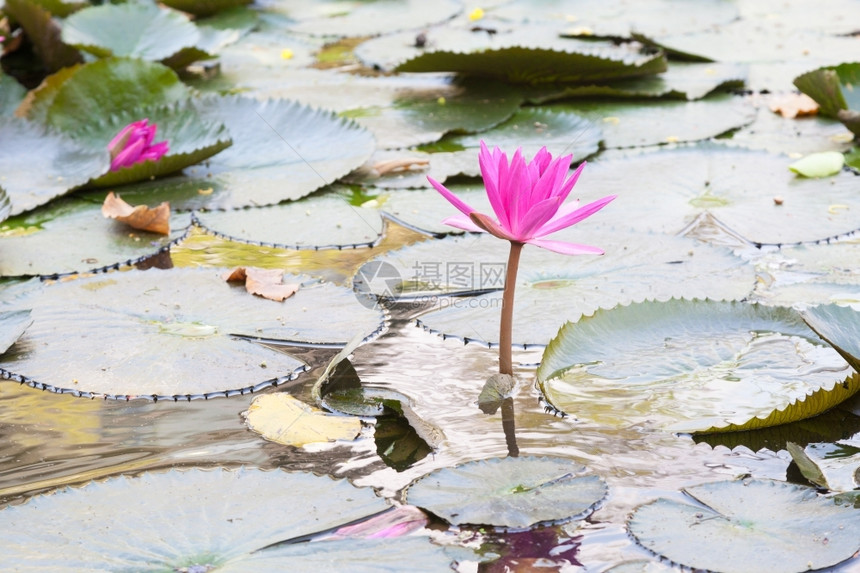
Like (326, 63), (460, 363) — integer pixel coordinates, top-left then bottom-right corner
(108, 119), (169, 171)
(428, 141), (615, 254)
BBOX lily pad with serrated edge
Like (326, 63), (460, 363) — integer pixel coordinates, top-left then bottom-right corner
(582, 144), (860, 245)
(528, 62), (747, 103)
(357, 107), (601, 189)
(0, 197), (191, 278)
(358, 231), (755, 347)
(160, 95), (375, 209)
(61, 2), (200, 61)
(0, 117), (108, 215)
(356, 21), (667, 84)
(801, 304), (860, 374)
(550, 94), (755, 149)
(405, 456), (607, 529)
(537, 299), (857, 433)
(0, 467), (457, 572)
(628, 479), (860, 573)
(282, 0), (462, 38)
(193, 188), (383, 250)
(0, 267), (384, 399)
(0, 310), (32, 355)
(345, 77), (523, 150)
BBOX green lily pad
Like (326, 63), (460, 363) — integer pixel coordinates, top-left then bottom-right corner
(0, 267), (384, 398)
(537, 299), (857, 433)
(61, 2), (200, 61)
(346, 77), (523, 150)
(3, 0), (82, 73)
(0, 310), (32, 354)
(173, 95), (375, 208)
(0, 467), (455, 571)
(753, 242), (860, 309)
(528, 62), (747, 103)
(0, 72), (27, 116)
(550, 94), (755, 149)
(801, 304), (860, 374)
(356, 21), (667, 84)
(360, 231), (755, 346)
(283, 0), (462, 37)
(789, 151), (845, 178)
(491, 0), (738, 38)
(788, 441), (860, 492)
(582, 145), (860, 245)
(358, 107), (601, 189)
(193, 188), (384, 249)
(0, 197), (191, 278)
(0, 117), (108, 215)
(794, 63), (860, 137)
(628, 479), (860, 573)
(161, 0), (253, 17)
(405, 456), (607, 529)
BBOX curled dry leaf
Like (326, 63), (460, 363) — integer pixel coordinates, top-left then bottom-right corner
(373, 157), (429, 176)
(222, 266), (300, 302)
(769, 93), (819, 119)
(101, 191), (170, 235)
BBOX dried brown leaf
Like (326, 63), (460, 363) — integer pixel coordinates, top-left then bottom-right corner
(101, 191), (170, 235)
(222, 266), (299, 302)
(769, 93), (819, 119)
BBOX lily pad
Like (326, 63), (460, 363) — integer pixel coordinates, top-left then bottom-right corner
(359, 231), (755, 346)
(0, 197), (191, 278)
(801, 304), (860, 373)
(243, 392), (362, 447)
(356, 21), (667, 84)
(537, 299), (857, 433)
(283, 0), (462, 38)
(788, 441), (860, 492)
(0, 310), (32, 355)
(789, 151), (845, 178)
(61, 2), (201, 61)
(794, 63), (860, 137)
(193, 188), (384, 249)
(0, 267), (384, 398)
(161, 0), (253, 17)
(0, 117), (108, 215)
(628, 479), (860, 573)
(0, 72), (27, 116)
(345, 77), (523, 150)
(405, 456), (607, 529)
(0, 467), (455, 571)
(550, 94), (755, 149)
(170, 95), (375, 208)
(581, 145), (860, 245)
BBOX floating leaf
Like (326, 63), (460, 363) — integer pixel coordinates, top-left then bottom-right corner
(243, 392), (362, 447)
(0, 197), (190, 278)
(359, 231), (755, 346)
(356, 22), (667, 84)
(0, 117), (108, 215)
(405, 456), (607, 529)
(768, 92), (819, 118)
(62, 2), (200, 61)
(794, 63), (860, 126)
(537, 299), (857, 433)
(284, 0), (462, 38)
(789, 151), (845, 178)
(788, 441), (860, 492)
(222, 267), (299, 302)
(582, 145), (860, 245)
(0, 309), (32, 355)
(0, 72), (27, 116)
(551, 94), (755, 149)
(628, 479), (860, 573)
(801, 304), (860, 373)
(786, 441), (830, 488)
(101, 192), (170, 235)
(0, 268), (383, 398)
(0, 467), (455, 571)
(477, 374), (517, 415)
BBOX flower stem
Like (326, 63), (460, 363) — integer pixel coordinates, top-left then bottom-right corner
(499, 241), (523, 376)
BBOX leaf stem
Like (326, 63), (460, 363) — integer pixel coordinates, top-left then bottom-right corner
(499, 241), (523, 376)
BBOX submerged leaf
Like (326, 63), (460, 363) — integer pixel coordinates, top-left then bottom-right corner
(101, 192), (170, 235)
(406, 456), (607, 529)
(537, 300), (857, 433)
(243, 393), (362, 447)
(628, 479), (860, 573)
